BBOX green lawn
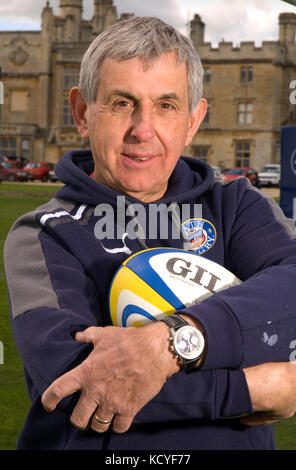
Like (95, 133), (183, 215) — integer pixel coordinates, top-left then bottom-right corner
(0, 183), (60, 450)
(0, 182), (295, 450)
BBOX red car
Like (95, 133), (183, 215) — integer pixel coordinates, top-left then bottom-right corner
(24, 161), (55, 182)
(222, 167), (257, 185)
(0, 161), (30, 181)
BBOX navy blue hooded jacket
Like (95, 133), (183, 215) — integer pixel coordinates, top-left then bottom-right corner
(4, 150), (296, 450)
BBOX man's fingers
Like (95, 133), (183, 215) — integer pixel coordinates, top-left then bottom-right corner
(90, 409), (115, 433)
(90, 406), (134, 434)
(75, 327), (100, 344)
(42, 367), (82, 412)
(70, 390), (98, 430)
(112, 413), (134, 434)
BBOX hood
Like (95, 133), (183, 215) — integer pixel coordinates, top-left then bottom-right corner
(55, 149), (214, 206)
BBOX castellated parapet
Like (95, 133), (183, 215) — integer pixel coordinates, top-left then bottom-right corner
(197, 41), (279, 62)
(191, 12), (296, 65)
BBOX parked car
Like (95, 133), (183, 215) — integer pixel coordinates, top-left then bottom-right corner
(49, 166), (59, 182)
(23, 161), (55, 182)
(211, 166), (224, 183)
(7, 156), (29, 169)
(258, 164), (280, 187)
(222, 167), (257, 185)
(0, 161), (30, 181)
(0, 154), (10, 164)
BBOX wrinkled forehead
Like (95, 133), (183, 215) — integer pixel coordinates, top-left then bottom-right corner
(96, 52), (190, 100)
(99, 49), (187, 73)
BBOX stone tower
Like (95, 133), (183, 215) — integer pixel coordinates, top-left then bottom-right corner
(190, 14), (205, 48)
(92, 0), (117, 36)
(59, 0), (83, 22)
(59, 0), (83, 41)
(279, 12), (296, 44)
(40, 2), (54, 130)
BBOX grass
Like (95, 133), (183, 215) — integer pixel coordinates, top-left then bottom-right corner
(0, 187), (58, 450)
(0, 181), (62, 198)
(0, 182), (295, 450)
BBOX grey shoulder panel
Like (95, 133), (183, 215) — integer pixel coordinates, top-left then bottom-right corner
(4, 198), (76, 319)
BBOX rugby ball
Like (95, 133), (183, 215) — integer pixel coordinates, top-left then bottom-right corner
(109, 247), (241, 327)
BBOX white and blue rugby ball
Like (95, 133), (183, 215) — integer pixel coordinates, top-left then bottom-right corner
(109, 247), (241, 327)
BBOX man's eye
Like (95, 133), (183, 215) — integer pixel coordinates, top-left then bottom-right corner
(160, 102), (174, 110)
(115, 100), (132, 108)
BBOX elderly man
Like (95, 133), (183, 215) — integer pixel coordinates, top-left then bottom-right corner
(4, 16), (296, 450)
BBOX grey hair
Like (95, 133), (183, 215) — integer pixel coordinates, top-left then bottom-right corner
(79, 16), (203, 113)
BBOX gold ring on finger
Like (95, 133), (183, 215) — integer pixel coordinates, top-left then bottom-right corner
(94, 414), (113, 425)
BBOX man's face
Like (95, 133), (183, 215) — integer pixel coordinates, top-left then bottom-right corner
(72, 51), (206, 202)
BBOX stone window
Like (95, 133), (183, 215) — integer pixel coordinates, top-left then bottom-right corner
(21, 139), (30, 159)
(62, 99), (75, 127)
(204, 68), (211, 83)
(235, 141), (251, 167)
(0, 136), (17, 157)
(241, 67), (253, 83)
(237, 102), (253, 125)
(62, 68), (79, 127)
(192, 145), (210, 161)
(63, 67), (80, 90)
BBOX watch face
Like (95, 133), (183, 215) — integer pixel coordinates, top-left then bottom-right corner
(174, 325), (204, 360)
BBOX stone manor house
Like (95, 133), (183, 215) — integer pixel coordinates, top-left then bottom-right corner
(0, 0), (296, 170)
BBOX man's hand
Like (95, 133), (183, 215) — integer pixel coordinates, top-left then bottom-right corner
(242, 362), (296, 426)
(41, 322), (179, 434)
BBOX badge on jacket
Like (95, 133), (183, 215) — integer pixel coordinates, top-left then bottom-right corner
(181, 218), (216, 255)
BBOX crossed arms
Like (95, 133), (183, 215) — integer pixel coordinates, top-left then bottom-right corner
(41, 320), (296, 433)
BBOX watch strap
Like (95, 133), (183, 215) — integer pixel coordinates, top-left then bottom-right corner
(160, 314), (188, 330)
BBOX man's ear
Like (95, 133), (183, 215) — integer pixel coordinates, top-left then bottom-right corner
(69, 87), (89, 138)
(185, 98), (207, 147)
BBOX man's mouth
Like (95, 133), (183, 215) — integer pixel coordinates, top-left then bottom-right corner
(122, 153), (152, 162)
(128, 155), (149, 162)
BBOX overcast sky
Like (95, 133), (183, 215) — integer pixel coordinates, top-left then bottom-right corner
(0, 0), (295, 46)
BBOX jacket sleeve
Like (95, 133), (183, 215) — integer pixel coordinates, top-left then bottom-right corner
(179, 180), (296, 372)
(4, 209), (98, 399)
(134, 368), (252, 424)
(4, 206), (252, 423)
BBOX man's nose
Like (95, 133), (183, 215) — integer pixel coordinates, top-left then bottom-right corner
(130, 107), (155, 142)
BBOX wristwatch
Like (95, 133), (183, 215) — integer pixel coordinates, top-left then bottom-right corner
(161, 314), (205, 372)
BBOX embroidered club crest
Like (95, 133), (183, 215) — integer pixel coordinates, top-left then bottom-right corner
(181, 218), (217, 255)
